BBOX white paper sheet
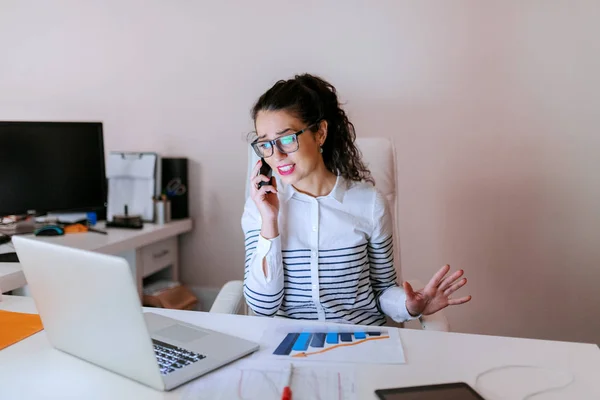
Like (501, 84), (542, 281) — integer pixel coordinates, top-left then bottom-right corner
(108, 177), (155, 220)
(180, 360), (356, 400)
(106, 152), (157, 221)
(251, 323), (405, 365)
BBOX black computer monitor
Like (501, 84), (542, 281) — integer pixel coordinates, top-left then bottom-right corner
(0, 121), (107, 216)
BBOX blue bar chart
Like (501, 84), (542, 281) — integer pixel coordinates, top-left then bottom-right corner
(262, 327), (405, 364)
(273, 331), (387, 357)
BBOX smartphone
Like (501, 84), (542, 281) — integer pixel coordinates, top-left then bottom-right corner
(375, 382), (485, 400)
(257, 158), (273, 190)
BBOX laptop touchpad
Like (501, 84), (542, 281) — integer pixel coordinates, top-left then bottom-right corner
(155, 324), (208, 343)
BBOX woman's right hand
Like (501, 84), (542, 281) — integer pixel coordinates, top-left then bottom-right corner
(250, 159), (280, 226)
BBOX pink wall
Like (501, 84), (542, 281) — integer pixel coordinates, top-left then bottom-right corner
(1, 1), (599, 343)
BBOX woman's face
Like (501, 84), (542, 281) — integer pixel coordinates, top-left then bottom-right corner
(254, 110), (325, 186)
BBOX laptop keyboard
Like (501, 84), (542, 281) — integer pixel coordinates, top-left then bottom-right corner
(152, 339), (206, 375)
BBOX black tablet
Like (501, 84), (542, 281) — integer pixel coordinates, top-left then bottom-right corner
(375, 382), (485, 400)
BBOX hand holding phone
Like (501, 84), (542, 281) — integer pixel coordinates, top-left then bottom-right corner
(257, 158), (273, 190)
(250, 159), (279, 224)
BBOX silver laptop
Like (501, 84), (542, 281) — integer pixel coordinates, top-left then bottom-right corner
(12, 236), (259, 391)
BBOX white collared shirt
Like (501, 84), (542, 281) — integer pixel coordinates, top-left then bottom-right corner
(241, 176), (417, 325)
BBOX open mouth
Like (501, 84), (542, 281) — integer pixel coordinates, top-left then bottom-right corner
(277, 164), (296, 176)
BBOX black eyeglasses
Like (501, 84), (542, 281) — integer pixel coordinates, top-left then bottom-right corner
(251, 123), (316, 158)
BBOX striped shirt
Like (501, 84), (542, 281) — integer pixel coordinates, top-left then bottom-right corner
(241, 176), (416, 326)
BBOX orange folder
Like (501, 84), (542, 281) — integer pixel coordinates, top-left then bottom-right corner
(0, 310), (44, 350)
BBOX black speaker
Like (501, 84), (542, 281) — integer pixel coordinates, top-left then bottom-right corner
(161, 158), (189, 219)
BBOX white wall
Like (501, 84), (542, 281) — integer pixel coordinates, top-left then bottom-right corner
(1, 1), (599, 343)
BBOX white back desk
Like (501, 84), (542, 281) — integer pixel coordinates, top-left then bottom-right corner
(1, 295), (599, 399)
(0, 219), (192, 296)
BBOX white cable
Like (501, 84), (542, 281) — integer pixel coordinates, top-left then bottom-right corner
(474, 364), (575, 400)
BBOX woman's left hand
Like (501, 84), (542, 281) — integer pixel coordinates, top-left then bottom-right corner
(404, 265), (471, 316)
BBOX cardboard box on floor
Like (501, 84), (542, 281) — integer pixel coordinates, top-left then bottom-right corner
(142, 281), (198, 311)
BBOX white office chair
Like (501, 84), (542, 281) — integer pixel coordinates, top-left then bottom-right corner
(210, 137), (450, 331)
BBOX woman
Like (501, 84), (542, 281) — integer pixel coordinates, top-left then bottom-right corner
(242, 74), (471, 325)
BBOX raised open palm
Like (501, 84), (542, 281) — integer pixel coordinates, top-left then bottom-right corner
(404, 265), (471, 316)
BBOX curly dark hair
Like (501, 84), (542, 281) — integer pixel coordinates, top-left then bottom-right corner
(251, 73), (374, 184)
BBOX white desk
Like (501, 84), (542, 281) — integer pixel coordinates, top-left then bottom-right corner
(1, 295), (599, 400)
(0, 219), (192, 296)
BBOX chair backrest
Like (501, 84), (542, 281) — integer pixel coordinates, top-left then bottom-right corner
(244, 137), (402, 280)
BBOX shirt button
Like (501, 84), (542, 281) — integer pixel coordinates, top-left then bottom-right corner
(312, 251), (317, 257)
(312, 226), (317, 232)
(312, 284), (317, 289)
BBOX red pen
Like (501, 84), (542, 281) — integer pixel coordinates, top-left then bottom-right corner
(281, 364), (293, 400)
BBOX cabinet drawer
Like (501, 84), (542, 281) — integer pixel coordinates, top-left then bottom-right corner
(140, 237), (177, 277)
